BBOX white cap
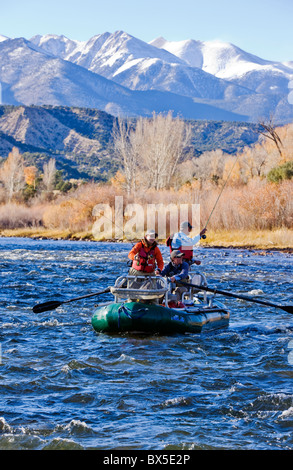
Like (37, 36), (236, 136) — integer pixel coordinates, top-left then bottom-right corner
(145, 229), (156, 239)
(180, 221), (192, 231)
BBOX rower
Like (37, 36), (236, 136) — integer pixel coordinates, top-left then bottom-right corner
(156, 250), (189, 302)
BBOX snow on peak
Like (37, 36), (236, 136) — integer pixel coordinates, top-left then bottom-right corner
(151, 36), (280, 79)
(30, 34), (82, 58)
(151, 37), (204, 68)
(149, 37), (168, 48)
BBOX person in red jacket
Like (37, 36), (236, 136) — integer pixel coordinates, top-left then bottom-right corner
(128, 229), (164, 275)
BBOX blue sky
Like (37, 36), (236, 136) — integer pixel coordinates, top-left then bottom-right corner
(1, 0), (293, 61)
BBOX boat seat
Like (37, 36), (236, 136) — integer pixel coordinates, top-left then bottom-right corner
(110, 275), (169, 302)
(190, 273), (207, 290)
(179, 273), (208, 301)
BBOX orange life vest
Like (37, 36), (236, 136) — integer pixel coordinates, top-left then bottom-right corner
(131, 243), (156, 273)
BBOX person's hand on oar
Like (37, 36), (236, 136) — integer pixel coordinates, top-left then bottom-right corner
(33, 287), (111, 313)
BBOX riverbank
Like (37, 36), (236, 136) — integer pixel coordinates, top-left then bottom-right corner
(0, 227), (292, 251)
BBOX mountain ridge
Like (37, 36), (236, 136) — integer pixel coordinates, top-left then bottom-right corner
(0, 104), (261, 181)
(0, 36), (247, 122)
(0, 31), (292, 123)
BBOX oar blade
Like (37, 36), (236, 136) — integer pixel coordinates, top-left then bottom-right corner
(33, 300), (63, 313)
(282, 305), (293, 314)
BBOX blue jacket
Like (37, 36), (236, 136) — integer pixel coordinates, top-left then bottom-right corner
(160, 260), (189, 282)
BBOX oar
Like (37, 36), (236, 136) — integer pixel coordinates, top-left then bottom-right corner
(33, 287), (111, 313)
(178, 281), (293, 314)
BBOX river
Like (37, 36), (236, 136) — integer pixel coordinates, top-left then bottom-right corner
(0, 237), (292, 451)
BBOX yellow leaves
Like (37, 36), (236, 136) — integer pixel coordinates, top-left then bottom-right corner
(24, 166), (37, 186)
(42, 184), (120, 232)
(110, 171), (126, 190)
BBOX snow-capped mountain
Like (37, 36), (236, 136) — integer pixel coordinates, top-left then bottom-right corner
(1, 31), (293, 123)
(150, 37), (292, 78)
(0, 37), (139, 115)
(31, 31), (185, 74)
(151, 36), (293, 96)
(0, 37), (245, 121)
(30, 31), (253, 101)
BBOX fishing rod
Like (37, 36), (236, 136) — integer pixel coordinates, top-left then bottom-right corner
(201, 154), (240, 239)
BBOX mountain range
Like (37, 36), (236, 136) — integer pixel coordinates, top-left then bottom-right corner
(1, 31), (293, 123)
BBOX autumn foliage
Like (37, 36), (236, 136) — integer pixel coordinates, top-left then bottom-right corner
(0, 117), (292, 239)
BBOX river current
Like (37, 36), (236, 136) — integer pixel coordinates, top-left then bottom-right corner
(0, 237), (292, 451)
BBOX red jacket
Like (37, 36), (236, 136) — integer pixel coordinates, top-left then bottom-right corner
(128, 240), (164, 272)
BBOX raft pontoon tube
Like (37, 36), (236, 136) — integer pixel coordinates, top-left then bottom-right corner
(91, 274), (230, 334)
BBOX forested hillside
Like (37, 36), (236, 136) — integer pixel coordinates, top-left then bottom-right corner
(0, 105), (260, 181)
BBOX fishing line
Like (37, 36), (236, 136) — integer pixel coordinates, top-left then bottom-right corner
(202, 153), (241, 237)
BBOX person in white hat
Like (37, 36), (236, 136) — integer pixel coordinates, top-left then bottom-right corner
(168, 222), (206, 265)
(128, 229), (164, 275)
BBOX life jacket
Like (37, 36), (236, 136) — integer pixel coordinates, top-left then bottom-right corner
(177, 247), (193, 261)
(166, 234), (193, 261)
(131, 242), (156, 273)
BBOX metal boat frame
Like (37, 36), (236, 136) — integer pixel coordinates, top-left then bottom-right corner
(109, 271), (218, 312)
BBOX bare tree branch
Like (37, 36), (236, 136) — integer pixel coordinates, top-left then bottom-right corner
(257, 118), (283, 157)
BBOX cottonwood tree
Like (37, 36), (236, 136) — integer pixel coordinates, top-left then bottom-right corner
(0, 147), (25, 201)
(185, 149), (226, 187)
(42, 158), (56, 192)
(138, 112), (192, 190)
(113, 112), (192, 192)
(113, 117), (138, 194)
(24, 166), (38, 188)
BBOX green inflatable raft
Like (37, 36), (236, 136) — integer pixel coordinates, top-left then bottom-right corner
(91, 273), (230, 335)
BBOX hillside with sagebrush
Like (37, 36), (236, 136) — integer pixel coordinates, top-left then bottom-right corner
(0, 104), (260, 180)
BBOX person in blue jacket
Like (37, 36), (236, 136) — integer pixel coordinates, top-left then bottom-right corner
(156, 250), (189, 301)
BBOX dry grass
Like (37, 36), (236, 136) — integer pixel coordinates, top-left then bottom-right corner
(0, 227), (94, 240)
(200, 228), (293, 249)
(0, 174), (292, 250)
(1, 226), (292, 250)
(0, 202), (44, 229)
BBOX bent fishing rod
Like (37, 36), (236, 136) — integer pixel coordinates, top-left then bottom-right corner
(201, 154), (240, 239)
